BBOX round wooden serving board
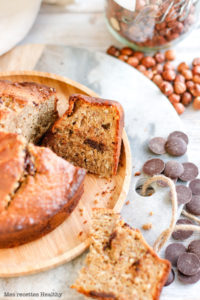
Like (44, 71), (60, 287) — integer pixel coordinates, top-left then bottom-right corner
(0, 71), (131, 277)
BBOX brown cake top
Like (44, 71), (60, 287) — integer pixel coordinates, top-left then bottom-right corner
(0, 131), (86, 234)
(0, 80), (56, 116)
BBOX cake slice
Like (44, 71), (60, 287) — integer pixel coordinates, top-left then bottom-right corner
(43, 94), (124, 178)
(0, 131), (85, 248)
(72, 209), (171, 300)
(0, 80), (58, 143)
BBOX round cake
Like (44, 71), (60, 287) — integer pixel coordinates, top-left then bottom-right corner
(0, 131), (85, 248)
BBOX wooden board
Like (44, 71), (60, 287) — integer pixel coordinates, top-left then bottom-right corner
(0, 70), (131, 277)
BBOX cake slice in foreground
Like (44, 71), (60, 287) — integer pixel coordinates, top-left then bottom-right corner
(43, 94), (124, 178)
(72, 208), (170, 300)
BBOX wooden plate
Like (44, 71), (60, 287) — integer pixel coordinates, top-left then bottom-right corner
(0, 71), (131, 277)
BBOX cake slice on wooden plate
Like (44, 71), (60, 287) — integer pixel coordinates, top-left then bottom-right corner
(72, 208), (171, 300)
(43, 94), (124, 178)
(0, 80), (58, 143)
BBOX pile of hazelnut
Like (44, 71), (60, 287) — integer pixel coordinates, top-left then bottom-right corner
(107, 46), (200, 115)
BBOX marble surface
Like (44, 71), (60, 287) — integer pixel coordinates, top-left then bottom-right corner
(0, 45), (195, 300)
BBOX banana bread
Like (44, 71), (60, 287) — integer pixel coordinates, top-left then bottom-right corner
(0, 131), (85, 248)
(43, 94), (124, 178)
(0, 80), (58, 143)
(72, 208), (171, 300)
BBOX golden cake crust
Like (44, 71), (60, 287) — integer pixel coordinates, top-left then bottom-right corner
(0, 131), (86, 248)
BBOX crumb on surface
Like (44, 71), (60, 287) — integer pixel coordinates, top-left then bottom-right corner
(134, 171), (141, 176)
(125, 200), (130, 205)
(78, 231), (83, 237)
(149, 211), (153, 216)
(142, 223), (152, 230)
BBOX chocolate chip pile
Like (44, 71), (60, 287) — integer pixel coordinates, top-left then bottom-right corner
(142, 130), (200, 286)
(107, 46), (200, 114)
(165, 238), (200, 285)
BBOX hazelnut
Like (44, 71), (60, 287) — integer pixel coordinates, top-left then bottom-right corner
(182, 92), (193, 106)
(137, 65), (146, 73)
(192, 57), (200, 66)
(177, 62), (189, 73)
(127, 56), (139, 67)
(193, 65), (200, 75)
(193, 96), (200, 109)
(173, 102), (185, 115)
(190, 83), (200, 97)
(144, 70), (153, 80)
(169, 93), (180, 104)
(165, 49), (176, 61)
(141, 56), (156, 68)
(155, 22), (166, 30)
(193, 75), (200, 84)
(163, 62), (175, 71)
(175, 74), (185, 83)
(160, 81), (173, 96)
(186, 80), (194, 91)
(107, 46), (120, 57)
(133, 51), (144, 61)
(118, 54), (128, 62)
(152, 74), (163, 86)
(152, 64), (163, 75)
(162, 70), (176, 81)
(154, 52), (165, 63)
(172, 22), (184, 34)
(121, 47), (133, 56)
(174, 81), (186, 94)
(181, 69), (193, 80)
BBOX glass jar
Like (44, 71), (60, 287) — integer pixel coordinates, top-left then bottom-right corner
(105, 0), (200, 51)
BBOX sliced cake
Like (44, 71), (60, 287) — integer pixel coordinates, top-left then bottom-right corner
(43, 94), (124, 178)
(0, 131), (85, 248)
(72, 208), (171, 300)
(0, 80), (58, 143)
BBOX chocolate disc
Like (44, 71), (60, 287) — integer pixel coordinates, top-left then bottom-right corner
(168, 131), (189, 144)
(172, 219), (193, 240)
(177, 252), (200, 276)
(176, 185), (192, 205)
(178, 270), (200, 284)
(189, 179), (200, 195)
(143, 159), (165, 176)
(165, 243), (186, 266)
(164, 161), (184, 179)
(148, 137), (166, 155)
(165, 137), (187, 157)
(186, 195), (200, 215)
(188, 240), (200, 259)
(164, 269), (175, 286)
(179, 162), (199, 182)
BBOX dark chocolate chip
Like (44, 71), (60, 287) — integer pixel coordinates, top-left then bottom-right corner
(186, 195), (200, 215)
(102, 123), (110, 130)
(24, 151), (35, 176)
(148, 137), (166, 155)
(164, 269), (175, 286)
(177, 252), (200, 276)
(165, 243), (187, 266)
(188, 240), (200, 259)
(103, 231), (117, 251)
(178, 270), (200, 284)
(172, 219), (193, 240)
(165, 137), (187, 156)
(189, 179), (200, 195)
(164, 161), (184, 179)
(175, 185), (192, 205)
(179, 162), (199, 182)
(84, 139), (105, 153)
(168, 131), (189, 144)
(143, 158), (165, 176)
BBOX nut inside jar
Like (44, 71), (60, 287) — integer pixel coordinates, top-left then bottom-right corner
(106, 0), (200, 51)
